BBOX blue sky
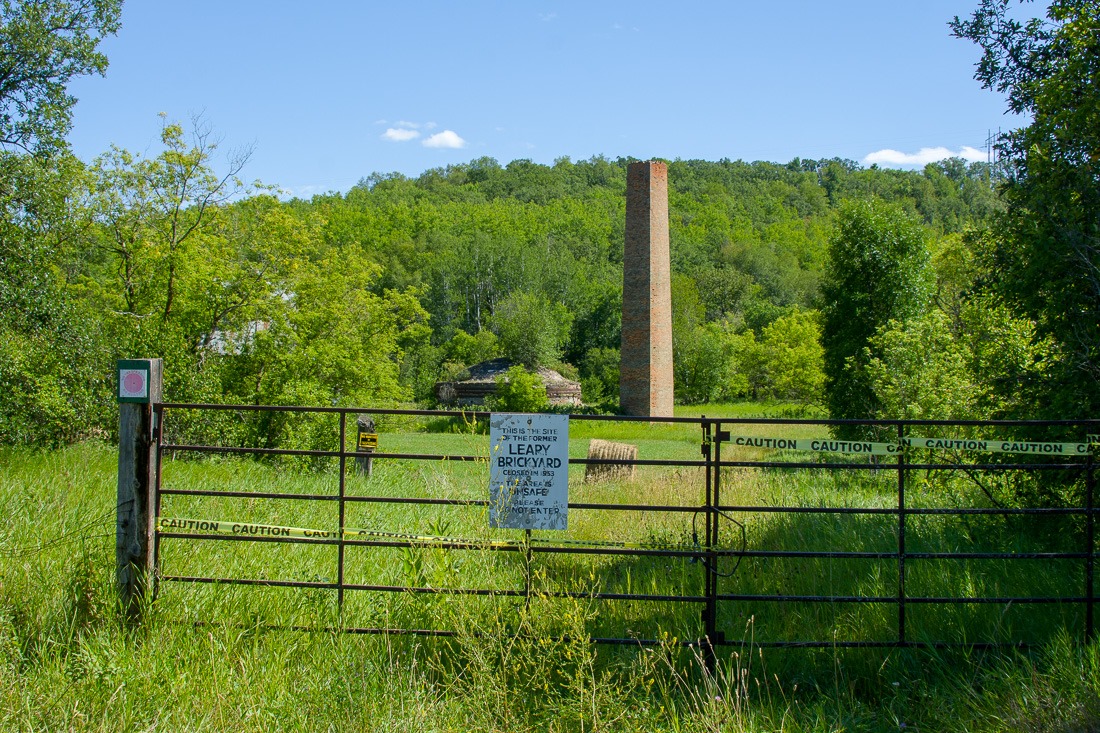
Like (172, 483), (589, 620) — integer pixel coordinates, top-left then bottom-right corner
(67, 1), (1030, 198)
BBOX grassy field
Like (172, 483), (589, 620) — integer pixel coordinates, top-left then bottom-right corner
(2, 404), (1098, 731)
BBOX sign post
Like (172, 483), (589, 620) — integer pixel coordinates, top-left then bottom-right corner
(355, 415), (378, 477)
(489, 413), (569, 530)
(116, 358), (162, 622)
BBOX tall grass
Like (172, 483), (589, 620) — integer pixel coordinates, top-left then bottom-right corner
(1, 421), (1098, 731)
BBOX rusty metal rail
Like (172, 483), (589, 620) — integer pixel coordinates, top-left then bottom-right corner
(151, 403), (1098, 659)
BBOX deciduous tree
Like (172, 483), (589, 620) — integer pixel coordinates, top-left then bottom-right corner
(821, 200), (931, 429)
(0, 0), (121, 443)
(0, 0), (121, 155)
(89, 116), (253, 322)
(490, 291), (572, 369)
(952, 0), (1100, 418)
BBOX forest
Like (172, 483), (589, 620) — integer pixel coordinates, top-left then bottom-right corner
(0, 0), (1097, 450)
(3, 3), (1100, 731)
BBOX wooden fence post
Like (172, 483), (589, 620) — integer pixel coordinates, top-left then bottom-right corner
(116, 358), (163, 622)
(356, 414), (377, 477)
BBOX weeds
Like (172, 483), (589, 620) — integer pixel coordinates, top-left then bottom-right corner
(2, 438), (1099, 731)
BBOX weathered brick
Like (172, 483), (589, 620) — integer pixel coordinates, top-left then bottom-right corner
(620, 161), (674, 417)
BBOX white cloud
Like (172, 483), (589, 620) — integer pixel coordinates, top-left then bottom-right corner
(422, 130), (467, 149)
(539, 12), (557, 21)
(382, 128), (420, 142)
(863, 146), (986, 167)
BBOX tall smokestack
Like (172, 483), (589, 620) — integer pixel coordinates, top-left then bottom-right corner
(620, 161), (674, 417)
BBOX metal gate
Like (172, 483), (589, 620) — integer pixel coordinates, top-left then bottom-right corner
(147, 404), (1098, 656)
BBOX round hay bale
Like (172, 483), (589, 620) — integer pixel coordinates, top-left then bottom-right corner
(584, 439), (638, 483)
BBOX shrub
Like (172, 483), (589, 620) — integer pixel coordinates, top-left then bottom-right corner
(489, 366), (549, 413)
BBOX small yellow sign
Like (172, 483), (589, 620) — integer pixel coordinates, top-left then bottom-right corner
(358, 432), (378, 451)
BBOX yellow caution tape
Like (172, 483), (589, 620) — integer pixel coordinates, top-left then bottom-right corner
(530, 536), (691, 550)
(157, 517), (699, 551)
(344, 527), (516, 549)
(902, 436), (1091, 455)
(157, 517), (339, 539)
(725, 435), (1093, 456)
(157, 517), (516, 546)
(726, 436), (901, 455)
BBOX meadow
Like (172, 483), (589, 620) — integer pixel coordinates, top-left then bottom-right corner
(1, 404), (1098, 732)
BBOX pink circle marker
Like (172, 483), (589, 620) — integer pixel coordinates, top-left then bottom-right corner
(123, 371), (145, 394)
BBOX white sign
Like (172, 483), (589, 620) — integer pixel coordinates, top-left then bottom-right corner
(117, 360), (151, 403)
(489, 413), (569, 530)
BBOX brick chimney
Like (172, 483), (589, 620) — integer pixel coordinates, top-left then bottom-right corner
(620, 161), (674, 417)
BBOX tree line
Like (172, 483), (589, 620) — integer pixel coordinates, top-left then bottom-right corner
(1, 0), (1096, 453)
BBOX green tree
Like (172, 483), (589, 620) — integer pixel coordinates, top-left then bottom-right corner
(0, 0), (122, 444)
(404, 328), (501, 403)
(863, 299), (1048, 424)
(671, 273), (720, 404)
(820, 200), (931, 429)
(759, 310), (825, 402)
(73, 116), (263, 418)
(490, 365), (549, 413)
(182, 194), (313, 355)
(443, 329), (500, 368)
(952, 0), (1100, 418)
(89, 116), (252, 323)
(674, 321), (732, 405)
(579, 346), (619, 407)
(490, 291), (572, 369)
(564, 277), (621, 366)
(863, 310), (978, 421)
(693, 266), (757, 323)
(0, 153), (109, 444)
(0, 0), (121, 154)
(861, 217), (1050, 424)
(230, 253), (427, 410)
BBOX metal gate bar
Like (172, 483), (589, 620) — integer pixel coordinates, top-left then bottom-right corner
(149, 404), (1098, 657)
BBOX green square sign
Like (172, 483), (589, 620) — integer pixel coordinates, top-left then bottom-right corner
(117, 360), (152, 403)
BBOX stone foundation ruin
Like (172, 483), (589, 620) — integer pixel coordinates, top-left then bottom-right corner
(434, 358), (582, 407)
